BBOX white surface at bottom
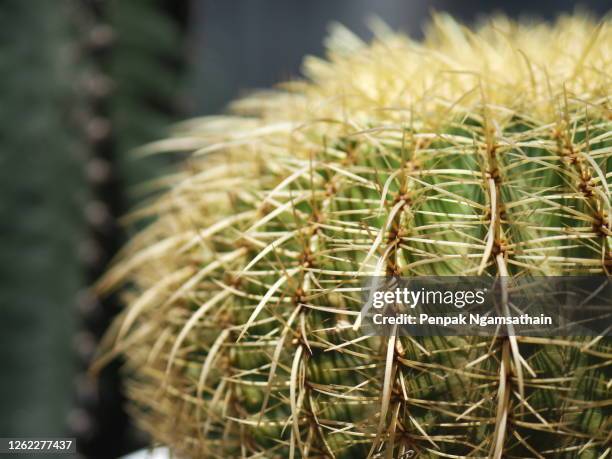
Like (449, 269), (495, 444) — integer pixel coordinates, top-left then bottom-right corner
(121, 446), (172, 459)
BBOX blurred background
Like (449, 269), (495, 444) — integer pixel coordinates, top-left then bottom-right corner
(0, 1), (609, 457)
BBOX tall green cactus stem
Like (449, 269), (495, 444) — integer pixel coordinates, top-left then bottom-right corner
(0, 0), (83, 438)
(101, 15), (611, 458)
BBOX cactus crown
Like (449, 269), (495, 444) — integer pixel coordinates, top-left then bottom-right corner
(101, 14), (611, 458)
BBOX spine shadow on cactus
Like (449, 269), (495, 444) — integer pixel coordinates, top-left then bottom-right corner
(97, 13), (611, 459)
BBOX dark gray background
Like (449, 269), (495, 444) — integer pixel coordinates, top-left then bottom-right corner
(189, 0), (611, 115)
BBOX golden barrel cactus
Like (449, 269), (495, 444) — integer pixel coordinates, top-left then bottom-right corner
(100, 14), (611, 458)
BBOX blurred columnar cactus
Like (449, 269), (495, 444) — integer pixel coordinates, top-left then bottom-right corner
(0, 0), (83, 439)
(101, 14), (611, 458)
(77, 0), (185, 456)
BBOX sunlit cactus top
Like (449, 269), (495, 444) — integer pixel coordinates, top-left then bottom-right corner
(100, 14), (611, 459)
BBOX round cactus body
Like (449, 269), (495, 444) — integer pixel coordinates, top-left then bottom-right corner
(101, 14), (611, 458)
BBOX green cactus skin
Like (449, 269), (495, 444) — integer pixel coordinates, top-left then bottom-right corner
(100, 14), (611, 458)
